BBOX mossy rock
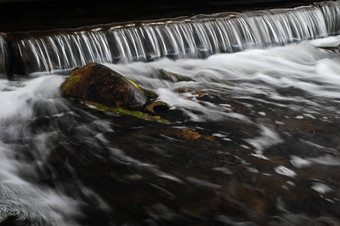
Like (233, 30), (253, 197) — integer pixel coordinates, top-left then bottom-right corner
(61, 63), (147, 110)
(61, 63), (171, 123)
(126, 77), (158, 101)
(159, 69), (195, 82)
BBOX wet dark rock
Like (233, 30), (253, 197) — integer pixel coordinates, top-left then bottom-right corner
(143, 101), (169, 116)
(316, 44), (340, 53)
(61, 63), (147, 110)
(61, 63), (172, 122)
(0, 216), (28, 226)
(162, 128), (216, 142)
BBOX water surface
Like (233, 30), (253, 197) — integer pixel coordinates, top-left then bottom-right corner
(0, 35), (339, 225)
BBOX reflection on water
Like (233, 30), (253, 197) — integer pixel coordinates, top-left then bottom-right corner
(0, 36), (339, 225)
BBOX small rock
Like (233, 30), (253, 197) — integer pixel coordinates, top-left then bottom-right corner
(143, 101), (169, 115)
(159, 69), (195, 82)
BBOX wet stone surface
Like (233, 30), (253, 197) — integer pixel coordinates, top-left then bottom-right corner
(61, 63), (147, 110)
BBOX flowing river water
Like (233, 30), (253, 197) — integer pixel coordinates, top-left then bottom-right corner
(0, 1), (340, 226)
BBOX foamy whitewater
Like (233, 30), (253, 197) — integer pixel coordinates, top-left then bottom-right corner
(0, 34), (339, 225)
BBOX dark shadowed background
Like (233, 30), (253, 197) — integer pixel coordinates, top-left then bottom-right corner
(0, 0), (326, 32)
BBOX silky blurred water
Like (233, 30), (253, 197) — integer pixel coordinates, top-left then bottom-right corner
(0, 35), (339, 225)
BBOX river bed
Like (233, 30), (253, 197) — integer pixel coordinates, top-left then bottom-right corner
(0, 35), (339, 225)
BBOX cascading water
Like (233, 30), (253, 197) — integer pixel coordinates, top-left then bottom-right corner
(0, 1), (340, 226)
(321, 0), (340, 34)
(1, 0), (339, 75)
(0, 35), (7, 77)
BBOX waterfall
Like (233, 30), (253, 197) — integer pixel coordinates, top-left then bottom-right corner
(0, 34), (8, 77)
(2, 1), (340, 75)
(320, 0), (340, 35)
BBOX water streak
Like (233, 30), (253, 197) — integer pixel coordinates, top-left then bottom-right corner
(0, 35), (7, 77)
(2, 0), (339, 74)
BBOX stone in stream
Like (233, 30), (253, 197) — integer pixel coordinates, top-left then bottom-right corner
(61, 63), (170, 122)
(61, 63), (147, 110)
(158, 69), (195, 82)
(316, 44), (340, 53)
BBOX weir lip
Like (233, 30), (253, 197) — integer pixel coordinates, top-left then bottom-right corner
(0, 1), (339, 77)
(0, 0), (329, 32)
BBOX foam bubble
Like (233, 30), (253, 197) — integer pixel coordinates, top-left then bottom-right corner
(274, 166), (296, 178)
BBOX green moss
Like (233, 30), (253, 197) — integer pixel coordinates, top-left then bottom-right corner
(0, 216), (9, 223)
(139, 87), (158, 100)
(126, 77), (158, 100)
(76, 99), (169, 123)
(62, 71), (81, 91)
(126, 77), (139, 88)
(62, 68), (167, 123)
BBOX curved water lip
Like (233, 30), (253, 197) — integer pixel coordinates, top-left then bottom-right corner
(1, 0), (339, 75)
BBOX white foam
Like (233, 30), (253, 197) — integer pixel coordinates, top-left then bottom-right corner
(99, 35), (340, 124)
(290, 155), (340, 168)
(286, 181), (295, 186)
(0, 76), (81, 224)
(251, 153), (269, 160)
(303, 113), (316, 119)
(311, 36), (340, 47)
(290, 156), (312, 168)
(212, 167), (232, 175)
(0, 75), (66, 121)
(0, 143), (80, 225)
(311, 182), (333, 194)
(274, 166), (296, 178)
(309, 155), (340, 166)
(245, 125), (283, 152)
(275, 121), (285, 125)
(157, 88), (249, 122)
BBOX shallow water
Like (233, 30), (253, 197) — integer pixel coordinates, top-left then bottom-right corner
(0, 36), (339, 225)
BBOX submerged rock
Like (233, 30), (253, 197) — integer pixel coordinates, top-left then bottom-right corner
(174, 88), (207, 99)
(61, 63), (147, 110)
(162, 129), (216, 141)
(158, 69), (195, 82)
(316, 44), (340, 53)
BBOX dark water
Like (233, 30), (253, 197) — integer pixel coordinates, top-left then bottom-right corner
(0, 1), (340, 226)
